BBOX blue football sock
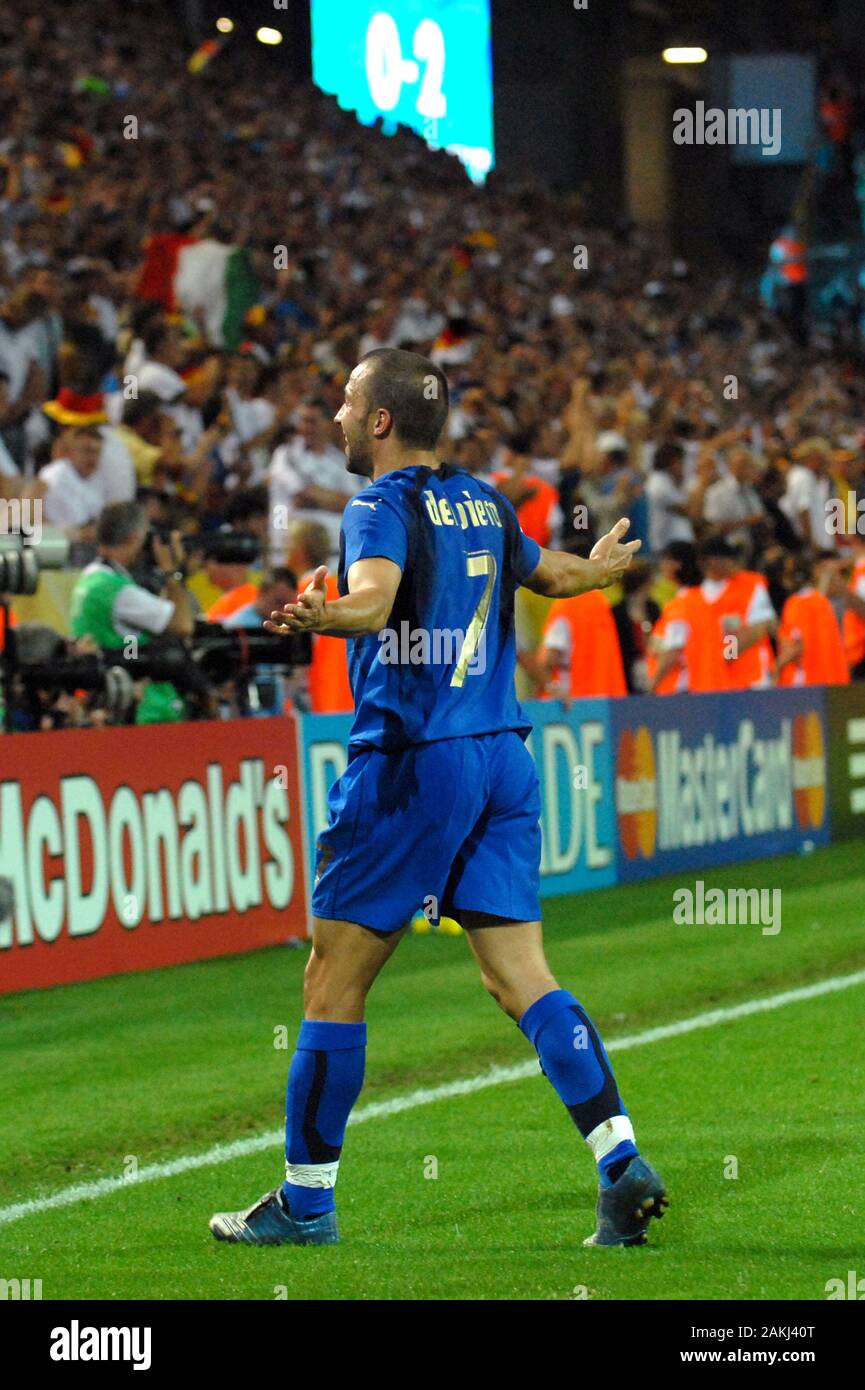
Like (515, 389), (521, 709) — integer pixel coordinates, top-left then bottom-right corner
(519, 989), (638, 1187)
(281, 1019), (366, 1219)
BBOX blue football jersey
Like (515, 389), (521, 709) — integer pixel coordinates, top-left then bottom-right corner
(337, 463), (541, 751)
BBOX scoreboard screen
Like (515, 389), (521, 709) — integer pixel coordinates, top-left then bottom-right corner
(310, 0), (495, 184)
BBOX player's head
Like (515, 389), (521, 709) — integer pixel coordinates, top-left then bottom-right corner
(335, 349), (449, 477)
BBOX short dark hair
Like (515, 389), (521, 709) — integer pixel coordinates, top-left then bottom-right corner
(700, 535), (738, 562)
(287, 519), (331, 569)
(142, 319), (171, 357)
(359, 349), (449, 450)
(664, 540), (701, 586)
(97, 501), (147, 547)
(621, 559), (653, 596)
(225, 485), (269, 524)
(122, 390), (162, 428)
(653, 442), (683, 473)
(260, 566), (296, 590)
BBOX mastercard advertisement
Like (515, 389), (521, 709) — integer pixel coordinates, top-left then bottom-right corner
(610, 691), (830, 881)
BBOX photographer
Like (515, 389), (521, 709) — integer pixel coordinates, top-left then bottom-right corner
(221, 566), (300, 716)
(69, 500), (197, 724)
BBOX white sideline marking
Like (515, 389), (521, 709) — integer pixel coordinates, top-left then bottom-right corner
(2, 967), (864, 1229)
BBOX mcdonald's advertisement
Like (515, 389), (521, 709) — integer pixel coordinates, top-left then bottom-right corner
(0, 718), (307, 994)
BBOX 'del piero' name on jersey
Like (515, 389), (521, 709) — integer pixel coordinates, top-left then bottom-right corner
(421, 487), (503, 532)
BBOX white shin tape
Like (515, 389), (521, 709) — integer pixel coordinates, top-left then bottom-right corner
(284, 1161), (340, 1189)
(585, 1115), (636, 1162)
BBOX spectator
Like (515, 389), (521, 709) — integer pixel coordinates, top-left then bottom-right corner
(645, 443), (695, 554)
(758, 466), (804, 553)
(194, 553), (259, 620)
(527, 420), (565, 488)
(610, 562), (659, 693)
(0, 373), (27, 481)
(136, 319), (202, 453)
(204, 490), (274, 621)
(828, 447), (865, 552)
(20, 264), (63, 396)
(108, 392), (165, 488)
(0, 287), (46, 466)
(702, 448), (766, 555)
(660, 537), (777, 693)
(268, 398), (361, 562)
(646, 544), (703, 694)
(842, 536), (865, 678)
(450, 386), (491, 442)
(224, 485), (271, 544)
(452, 431), (497, 485)
(492, 448), (562, 548)
(579, 431), (644, 542)
(653, 538), (702, 608)
(284, 518), (353, 714)
(220, 565), (306, 717)
(535, 590), (627, 699)
(706, 536), (777, 691)
(779, 438), (834, 550)
(39, 425), (103, 542)
(776, 552), (850, 686)
(217, 355), (281, 488)
(206, 574), (262, 624)
(222, 567), (297, 630)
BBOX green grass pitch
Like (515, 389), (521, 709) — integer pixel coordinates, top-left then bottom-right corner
(1, 842), (863, 1301)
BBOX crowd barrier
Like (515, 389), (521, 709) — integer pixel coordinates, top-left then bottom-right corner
(2, 686), (864, 994)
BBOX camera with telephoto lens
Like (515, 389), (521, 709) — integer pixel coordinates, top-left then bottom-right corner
(0, 532), (70, 595)
(2, 623), (137, 731)
(144, 622), (312, 728)
(97, 622), (313, 720)
(136, 526), (262, 594)
(186, 622), (312, 683)
(1, 533), (74, 732)
(144, 525), (260, 569)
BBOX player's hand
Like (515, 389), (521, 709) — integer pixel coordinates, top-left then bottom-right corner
(264, 565), (328, 634)
(590, 517), (642, 585)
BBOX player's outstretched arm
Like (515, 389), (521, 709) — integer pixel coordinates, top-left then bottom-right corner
(264, 558), (403, 638)
(523, 517), (641, 599)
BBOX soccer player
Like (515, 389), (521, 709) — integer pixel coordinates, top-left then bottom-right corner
(209, 349), (668, 1249)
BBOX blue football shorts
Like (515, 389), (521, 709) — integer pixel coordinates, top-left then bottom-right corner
(312, 730), (542, 934)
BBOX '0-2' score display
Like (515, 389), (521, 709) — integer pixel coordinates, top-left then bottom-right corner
(310, 0), (495, 183)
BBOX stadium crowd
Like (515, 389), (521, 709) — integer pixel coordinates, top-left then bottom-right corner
(2, 0), (865, 730)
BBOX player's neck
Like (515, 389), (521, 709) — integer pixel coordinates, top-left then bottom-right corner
(372, 449), (443, 481)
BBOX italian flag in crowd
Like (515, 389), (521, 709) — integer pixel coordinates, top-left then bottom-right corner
(135, 234), (259, 349)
